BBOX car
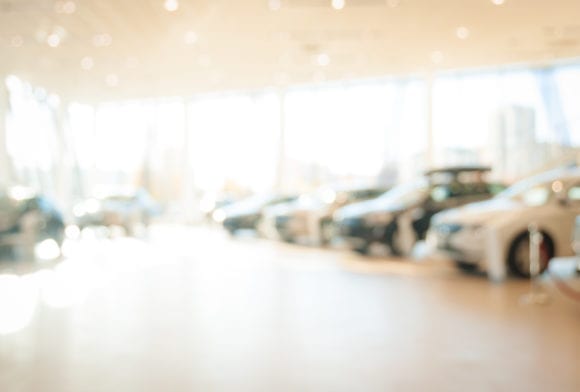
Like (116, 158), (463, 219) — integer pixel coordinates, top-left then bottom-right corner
(427, 166), (580, 278)
(199, 193), (239, 222)
(213, 193), (298, 235)
(0, 187), (65, 257)
(259, 186), (388, 245)
(73, 189), (159, 236)
(334, 166), (502, 256)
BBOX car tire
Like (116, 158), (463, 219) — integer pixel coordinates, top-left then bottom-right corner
(507, 232), (554, 278)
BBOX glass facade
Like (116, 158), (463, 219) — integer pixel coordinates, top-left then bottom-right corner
(2, 61), (580, 211)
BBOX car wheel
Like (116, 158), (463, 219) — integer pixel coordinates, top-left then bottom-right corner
(507, 232), (554, 278)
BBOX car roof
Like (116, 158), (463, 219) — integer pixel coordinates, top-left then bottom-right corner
(424, 166), (491, 177)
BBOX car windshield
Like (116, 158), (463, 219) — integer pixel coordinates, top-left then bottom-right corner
(375, 179), (428, 209)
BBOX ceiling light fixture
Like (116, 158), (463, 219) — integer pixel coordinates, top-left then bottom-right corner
(491, 0), (505, 5)
(47, 34), (61, 47)
(456, 26), (470, 39)
(164, 0), (179, 12)
(331, 0), (345, 10)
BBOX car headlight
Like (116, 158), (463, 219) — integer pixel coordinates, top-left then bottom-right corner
(212, 209), (226, 223)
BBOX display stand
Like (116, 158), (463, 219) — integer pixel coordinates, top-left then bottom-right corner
(485, 227), (507, 282)
(520, 223), (550, 305)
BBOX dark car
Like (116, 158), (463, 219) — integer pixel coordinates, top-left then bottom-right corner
(73, 189), (159, 236)
(0, 187), (65, 257)
(259, 186), (388, 245)
(213, 193), (298, 236)
(334, 166), (504, 256)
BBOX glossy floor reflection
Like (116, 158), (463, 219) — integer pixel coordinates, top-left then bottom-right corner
(0, 225), (579, 391)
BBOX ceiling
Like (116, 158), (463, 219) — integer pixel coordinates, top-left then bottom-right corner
(1, 0), (580, 102)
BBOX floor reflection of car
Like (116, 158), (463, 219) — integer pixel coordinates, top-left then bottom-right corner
(259, 186), (387, 245)
(213, 193), (297, 236)
(428, 166), (580, 278)
(73, 189), (159, 236)
(0, 187), (65, 256)
(334, 167), (502, 256)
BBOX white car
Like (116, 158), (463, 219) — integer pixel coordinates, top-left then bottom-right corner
(427, 166), (580, 278)
(259, 187), (387, 245)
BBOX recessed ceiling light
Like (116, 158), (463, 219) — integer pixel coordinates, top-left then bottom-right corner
(332, 0), (345, 10)
(47, 34), (61, 47)
(268, 0), (282, 11)
(316, 53), (330, 66)
(164, 0), (179, 12)
(456, 26), (470, 39)
(80, 56), (94, 70)
(184, 31), (198, 45)
(491, 0), (505, 5)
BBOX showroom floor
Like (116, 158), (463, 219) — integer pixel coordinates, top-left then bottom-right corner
(0, 225), (578, 392)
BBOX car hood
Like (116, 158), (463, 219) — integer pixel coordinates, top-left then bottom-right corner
(262, 201), (298, 218)
(334, 198), (404, 220)
(432, 198), (523, 226)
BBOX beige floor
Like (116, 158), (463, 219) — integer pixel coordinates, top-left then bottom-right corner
(0, 225), (579, 392)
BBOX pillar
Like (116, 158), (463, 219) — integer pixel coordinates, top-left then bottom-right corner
(275, 89), (287, 192)
(0, 77), (14, 187)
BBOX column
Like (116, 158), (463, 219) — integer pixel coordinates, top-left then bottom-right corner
(275, 89), (287, 192)
(0, 78), (14, 187)
(182, 98), (197, 222)
(425, 73), (435, 169)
